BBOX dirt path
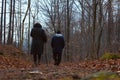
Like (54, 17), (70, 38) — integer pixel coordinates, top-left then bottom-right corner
(0, 64), (90, 80)
(0, 59), (120, 80)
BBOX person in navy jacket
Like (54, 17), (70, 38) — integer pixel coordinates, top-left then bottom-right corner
(51, 30), (65, 65)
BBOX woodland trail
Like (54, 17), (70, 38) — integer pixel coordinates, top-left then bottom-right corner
(0, 59), (120, 80)
(0, 45), (120, 80)
(0, 63), (88, 80)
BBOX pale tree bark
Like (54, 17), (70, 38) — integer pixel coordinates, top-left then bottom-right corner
(7, 0), (15, 44)
(117, 4), (120, 43)
(17, 0), (22, 47)
(28, 2), (31, 54)
(0, 0), (4, 44)
(107, 0), (114, 52)
(116, 0), (120, 51)
(4, 0), (7, 44)
(66, 0), (70, 61)
(63, 0), (67, 62)
(115, 0), (120, 51)
(7, 0), (13, 44)
(11, 0), (15, 44)
(57, 0), (60, 30)
(91, 0), (98, 59)
(20, 0), (31, 48)
(96, 0), (103, 58)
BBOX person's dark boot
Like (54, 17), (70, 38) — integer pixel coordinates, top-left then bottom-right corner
(34, 61), (38, 67)
(38, 60), (41, 65)
(54, 60), (60, 66)
(56, 62), (60, 66)
(54, 61), (58, 65)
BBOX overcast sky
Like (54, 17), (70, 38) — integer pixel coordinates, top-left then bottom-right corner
(0, 0), (47, 28)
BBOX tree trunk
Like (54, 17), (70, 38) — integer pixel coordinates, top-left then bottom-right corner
(11, 0), (15, 44)
(66, 0), (70, 61)
(18, 0), (22, 47)
(107, 0), (114, 52)
(4, 0), (7, 44)
(0, 0), (4, 44)
(96, 0), (103, 58)
(28, 0), (31, 53)
(92, 0), (98, 59)
(7, 0), (13, 44)
(20, 0), (30, 49)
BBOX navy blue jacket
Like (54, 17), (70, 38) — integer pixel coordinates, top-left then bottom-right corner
(51, 33), (65, 53)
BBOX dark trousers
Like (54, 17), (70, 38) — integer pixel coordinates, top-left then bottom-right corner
(53, 53), (62, 65)
(33, 53), (41, 65)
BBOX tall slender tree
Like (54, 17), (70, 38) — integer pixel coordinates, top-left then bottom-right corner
(20, 0), (31, 48)
(0, 0), (4, 44)
(66, 0), (70, 61)
(4, 0), (7, 44)
(28, 0), (31, 53)
(91, 0), (98, 59)
(107, 0), (114, 52)
(7, 0), (13, 44)
(11, 0), (16, 44)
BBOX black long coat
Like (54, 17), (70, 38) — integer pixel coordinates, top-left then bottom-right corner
(30, 24), (47, 55)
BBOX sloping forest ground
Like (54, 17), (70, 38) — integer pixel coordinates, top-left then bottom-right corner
(0, 45), (120, 80)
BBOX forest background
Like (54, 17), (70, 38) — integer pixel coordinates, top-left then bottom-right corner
(0, 0), (120, 63)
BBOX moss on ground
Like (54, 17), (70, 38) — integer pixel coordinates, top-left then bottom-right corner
(81, 71), (120, 80)
(100, 52), (120, 60)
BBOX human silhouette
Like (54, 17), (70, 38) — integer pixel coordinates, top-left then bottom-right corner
(51, 30), (65, 65)
(30, 23), (47, 66)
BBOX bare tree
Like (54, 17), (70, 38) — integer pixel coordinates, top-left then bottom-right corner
(66, 0), (71, 61)
(10, 0), (16, 44)
(117, 1), (120, 43)
(4, 0), (7, 44)
(107, 0), (114, 52)
(7, 0), (13, 44)
(96, 0), (104, 58)
(20, 0), (31, 48)
(0, 0), (4, 44)
(28, 0), (31, 54)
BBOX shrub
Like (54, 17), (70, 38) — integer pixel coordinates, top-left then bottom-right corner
(100, 52), (120, 60)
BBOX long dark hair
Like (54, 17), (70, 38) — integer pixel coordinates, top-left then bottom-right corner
(56, 30), (61, 34)
(34, 23), (42, 28)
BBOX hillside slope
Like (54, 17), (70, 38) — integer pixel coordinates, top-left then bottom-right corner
(0, 45), (120, 80)
(0, 45), (33, 69)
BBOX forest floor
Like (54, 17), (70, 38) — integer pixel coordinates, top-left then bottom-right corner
(0, 45), (120, 80)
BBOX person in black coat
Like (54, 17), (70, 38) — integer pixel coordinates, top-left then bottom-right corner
(31, 23), (47, 66)
(51, 30), (65, 65)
